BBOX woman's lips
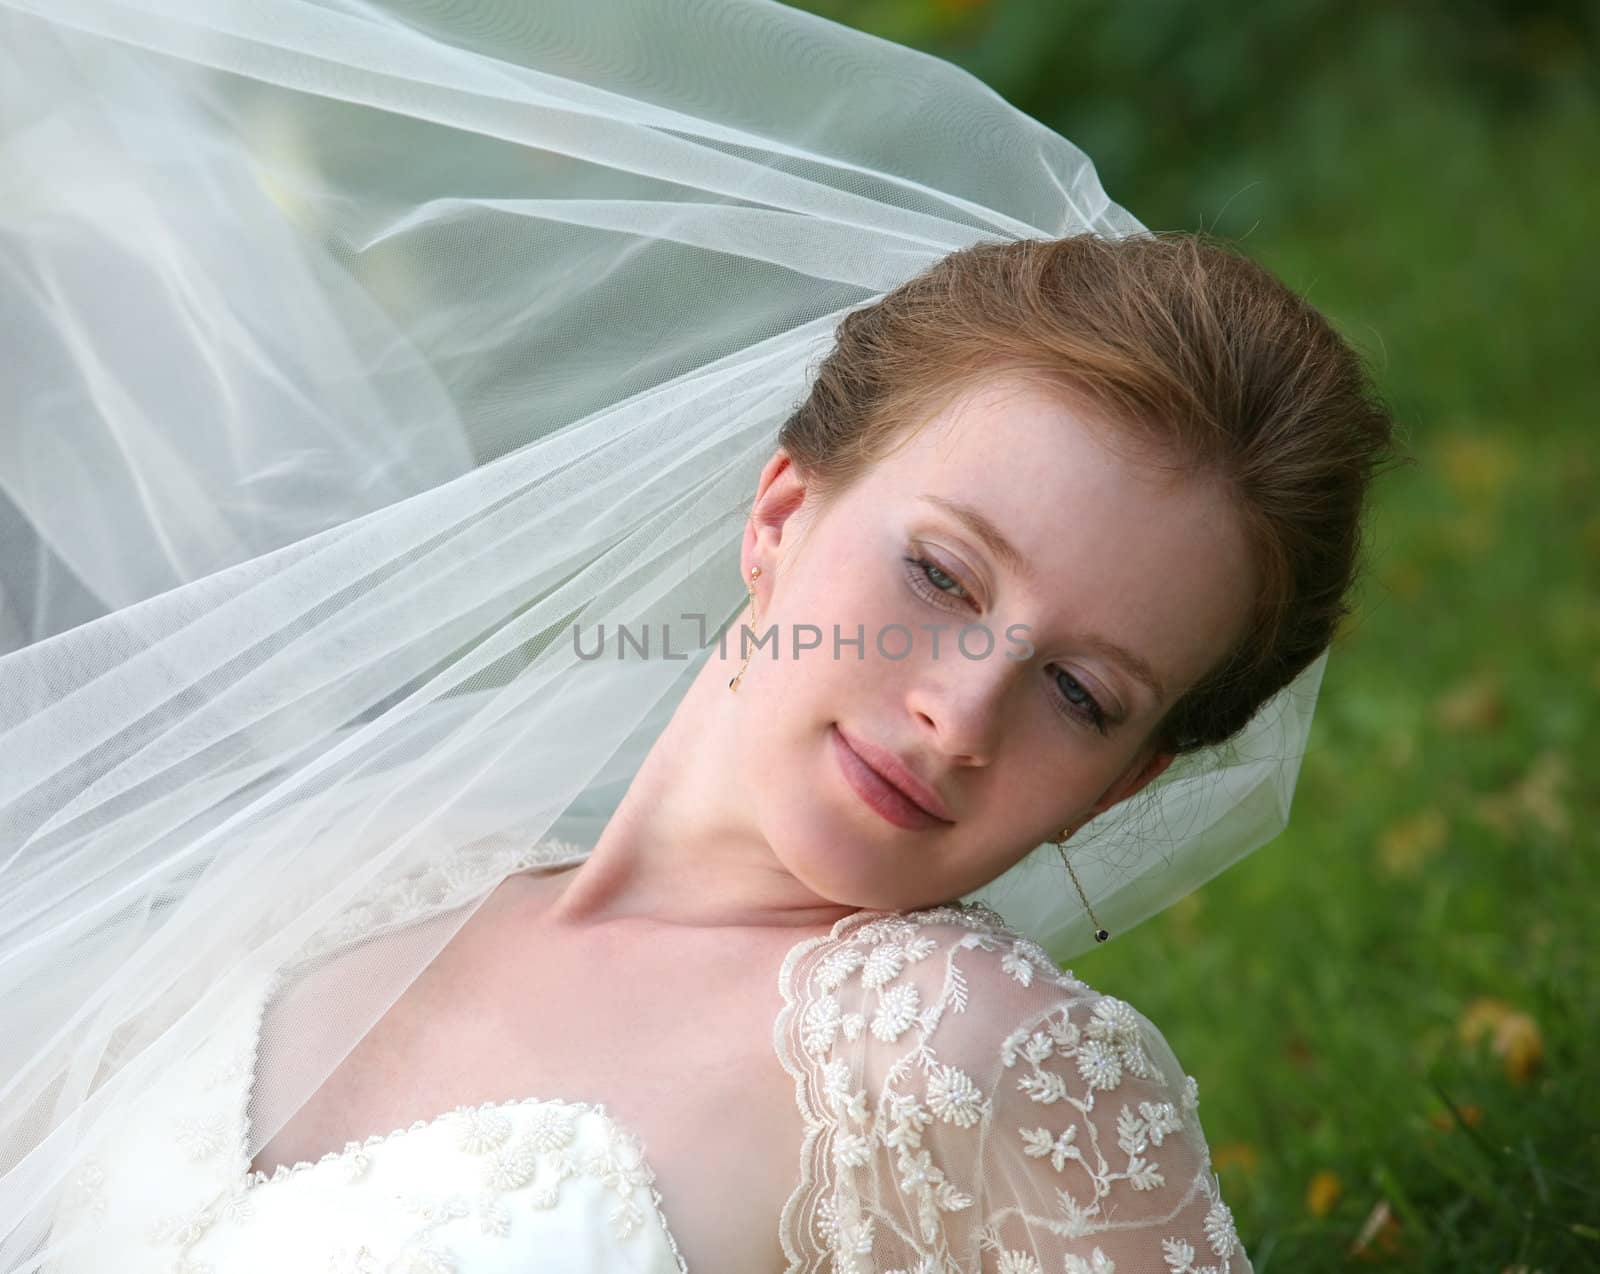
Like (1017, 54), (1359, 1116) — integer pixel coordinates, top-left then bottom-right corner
(830, 725), (947, 831)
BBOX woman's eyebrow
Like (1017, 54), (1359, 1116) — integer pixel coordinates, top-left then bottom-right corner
(918, 494), (1032, 583)
(917, 493), (1167, 706)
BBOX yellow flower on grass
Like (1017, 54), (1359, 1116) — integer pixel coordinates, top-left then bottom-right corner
(1377, 809), (1448, 877)
(1434, 675), (1505, 733)
(1458, 997), (1545, 1084)
(1428, 1103), (1482, 1132)
(1473, 751), (1571, 841)
(1305, 1170), (1343, 1218)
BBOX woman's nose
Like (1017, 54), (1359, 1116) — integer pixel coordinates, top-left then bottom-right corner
(904, 651), (1016, 767)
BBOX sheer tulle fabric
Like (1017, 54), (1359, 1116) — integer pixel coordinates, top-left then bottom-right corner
(0, 1), (1312, 1268)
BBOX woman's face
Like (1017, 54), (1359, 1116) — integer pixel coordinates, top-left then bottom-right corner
(736, 371), (1258, 914)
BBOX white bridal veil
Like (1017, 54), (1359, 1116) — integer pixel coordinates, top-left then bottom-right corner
(0, 0), (1326, 1266)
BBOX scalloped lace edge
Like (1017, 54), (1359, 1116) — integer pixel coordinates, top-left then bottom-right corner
(239, 1091), (690, 1272)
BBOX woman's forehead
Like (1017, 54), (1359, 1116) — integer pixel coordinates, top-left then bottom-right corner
(891, 371), (1166, 473)
(876, 373), (1189, 516)
(852, 375), (1257, 688)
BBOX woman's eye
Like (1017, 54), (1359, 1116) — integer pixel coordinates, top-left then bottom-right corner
(1052, 667), (1109, 735)
(905, 555), (972, 610)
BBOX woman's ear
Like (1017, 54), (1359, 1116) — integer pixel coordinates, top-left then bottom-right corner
(742, 448), (815, 580)
(1084, 748), (1175, 820)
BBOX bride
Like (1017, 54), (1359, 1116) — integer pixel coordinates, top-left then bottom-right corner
(0, 1), (1394, 1272)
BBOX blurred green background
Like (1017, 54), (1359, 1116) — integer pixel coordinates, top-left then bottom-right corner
(795, 2), (1599, 1270)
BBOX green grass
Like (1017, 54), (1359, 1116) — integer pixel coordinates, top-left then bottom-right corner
(798, 4), (1598, 1268)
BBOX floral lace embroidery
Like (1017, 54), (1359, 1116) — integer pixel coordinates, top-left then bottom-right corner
(138, 1096), (691, 1273)
(48, 1155), (109, 1241)
(775, 904), (1249, 1274)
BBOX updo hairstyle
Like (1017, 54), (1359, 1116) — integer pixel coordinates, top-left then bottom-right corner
(779, 233), (1399, 756)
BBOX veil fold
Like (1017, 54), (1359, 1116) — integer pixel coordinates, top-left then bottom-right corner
(0, 1), (1323, 1267)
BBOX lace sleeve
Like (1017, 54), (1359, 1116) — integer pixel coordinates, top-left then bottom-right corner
(776, 907), (1252, 1274)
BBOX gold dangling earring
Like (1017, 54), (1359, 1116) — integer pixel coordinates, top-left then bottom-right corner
(1055, 828), (1109, 943)
(727, 565), (760, 692)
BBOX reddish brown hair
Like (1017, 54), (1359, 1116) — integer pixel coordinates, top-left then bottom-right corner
(779, 232), (1399, 755)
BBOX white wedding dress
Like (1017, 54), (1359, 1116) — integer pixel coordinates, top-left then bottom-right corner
(43, 839), (1252, 1274)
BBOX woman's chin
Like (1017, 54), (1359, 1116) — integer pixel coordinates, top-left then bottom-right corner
(775, 832), (953, 916)
(771, 827), (909, 914)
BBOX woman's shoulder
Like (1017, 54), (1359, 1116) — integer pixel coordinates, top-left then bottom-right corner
(775, 901), (1250, 1274)
(282, 833), (590, 965)
(782, 899), (1186, 1086)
